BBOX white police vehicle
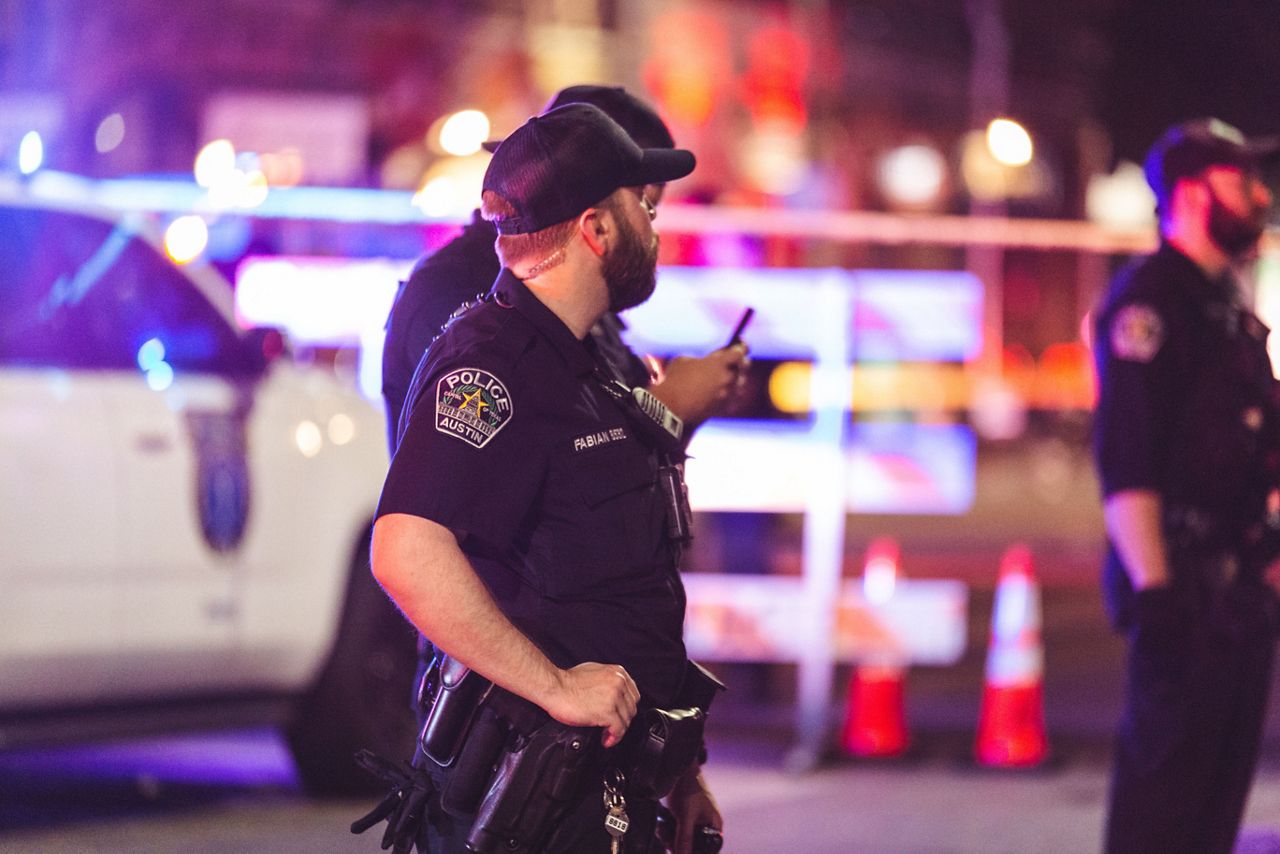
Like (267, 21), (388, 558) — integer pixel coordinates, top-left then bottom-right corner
(0, 187), (416, 794)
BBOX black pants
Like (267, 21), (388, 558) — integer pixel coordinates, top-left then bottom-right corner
(1105, 584), (1276, 854)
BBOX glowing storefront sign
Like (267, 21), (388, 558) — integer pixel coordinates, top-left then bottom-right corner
(684, 420), (976, 516)
(620, 266), (982, 362)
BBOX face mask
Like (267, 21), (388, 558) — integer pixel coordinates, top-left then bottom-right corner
(602, 210), (659, 312)
(1207, 185), (1267, 257)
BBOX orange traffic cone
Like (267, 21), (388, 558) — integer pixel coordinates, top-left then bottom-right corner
(974, 544), (1049, 768)
(840, 538), (909, 759)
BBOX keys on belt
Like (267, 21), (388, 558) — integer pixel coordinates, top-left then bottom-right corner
(603, 768), (630, 854)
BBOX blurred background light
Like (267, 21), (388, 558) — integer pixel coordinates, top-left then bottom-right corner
(1254, 254), (1280, 377)
(862, 542), (899, 606)
(144, 360), (174, 392)
(258, 148), (304, 187)
(411, 152), (488, 219)
(970, 374), (1028, 440)
(164, 215), (209, 264)
(94, 113), (126, 154)
(986, 118), (1033, 167)
(327, 413), (356, 446)
(877, 143), (947, 208)
(294, 421), (323, 458)
(18, 131), (43, 174)
(1085, 161), (1155, 230)
(194, 139), (237, 189)
(412, 175), (460, 218)
(136, 338), (166, 372)
(960, 128), (1050, 202)
(436, 109), (490, 157)
(739, 120), (809, 196)
(238, 169), (269, 208)
(768, 361), (812, 413)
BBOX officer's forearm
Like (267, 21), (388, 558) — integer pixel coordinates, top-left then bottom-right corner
(1103, 489), (1170, 590)
(371, 513), (564, 709)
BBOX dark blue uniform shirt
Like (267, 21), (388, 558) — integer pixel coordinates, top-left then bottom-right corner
(1092, 242), (1280, 624)
(381, 211), (501, 449)
(376, 270), (688, 706)
(380, 210), (651, 452)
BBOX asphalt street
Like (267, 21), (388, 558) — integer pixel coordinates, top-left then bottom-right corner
(8, 582), (1280, 852)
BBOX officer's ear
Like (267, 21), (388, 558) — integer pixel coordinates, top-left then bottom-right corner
(1167, 176), (1209, 226)
(578, 205), (611, 258)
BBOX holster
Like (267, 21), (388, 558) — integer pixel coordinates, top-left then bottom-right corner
(420, 656), (492, 767)
(617, 660), (726, 801)
(466, 720), (600, 854)
(417, 654), (571, 827)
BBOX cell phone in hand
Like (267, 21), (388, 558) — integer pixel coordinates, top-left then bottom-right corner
(726, 307), (755, 348)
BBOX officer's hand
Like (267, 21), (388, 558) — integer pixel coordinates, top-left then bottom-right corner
(649, 344), (749, 427)
(545, 662), (639, 748)
(664, 768), (723, 854)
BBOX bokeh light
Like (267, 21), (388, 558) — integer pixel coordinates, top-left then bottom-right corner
(739, 121), (808, 196)
(437, 109), (491, 157)
(95, 114), (126, 154)
(194, 139), (237, 189)
(1086, 161), (1155, 230)
(328, 413), (356, 446)
(877, 144), (946, 208)
(136, 338), (166, 371)
(18, 131), (43, 174)
(239, 169), (270, 208)
(986, 118), (1034, 167)
(768, 361), (812, 413)
(164, 215), (209, 264)
(411, 153), (489, 219)
(294, 421), (323, 458)
(144, 360), (175, 392)
(862, 540), (899, 607)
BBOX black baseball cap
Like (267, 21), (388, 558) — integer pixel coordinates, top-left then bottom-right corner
(1144, 118), (1280, 209)
(481, 85), (675, 152)
(481, 102), (695, 236)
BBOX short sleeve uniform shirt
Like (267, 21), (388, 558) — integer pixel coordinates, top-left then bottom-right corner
(377, 270), (688, 705)
(1092, 242), (1279, 621)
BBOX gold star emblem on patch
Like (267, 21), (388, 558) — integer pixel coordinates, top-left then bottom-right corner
(460, 388), (489, 416)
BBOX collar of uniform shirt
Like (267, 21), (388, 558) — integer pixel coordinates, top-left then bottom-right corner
(490, 269), (597, 377)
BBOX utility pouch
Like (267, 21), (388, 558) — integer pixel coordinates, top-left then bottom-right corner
(620, 706), (707, 800)
(420, 655), (494, 767)
(466, 720), (599, 854)
(439, 704), (509, 819)
(658, 464), (693, 545)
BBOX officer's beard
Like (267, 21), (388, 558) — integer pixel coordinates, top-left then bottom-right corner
(603, 212), (659, 312)
(1207, 189), (1268, 258)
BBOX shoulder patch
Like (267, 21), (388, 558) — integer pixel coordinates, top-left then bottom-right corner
(1110, 303), (1165, 363)
(435, 367), (514, 448)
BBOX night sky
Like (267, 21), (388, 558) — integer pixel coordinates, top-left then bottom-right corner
(1102, 0), (1280, 163)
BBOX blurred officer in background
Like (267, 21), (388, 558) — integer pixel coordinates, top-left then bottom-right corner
(1092, 117), (1280, 854)
(381, 85), (747, 451)
(367, 103), (722, 853)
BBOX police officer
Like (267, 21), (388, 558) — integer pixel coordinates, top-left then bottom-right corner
(1093, 118), (1280, 854)
(381, 84), (748, 450)
(372, 103), (721, 853)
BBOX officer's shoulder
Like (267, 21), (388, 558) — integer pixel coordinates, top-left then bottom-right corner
(430, 300), (533, 372)
(1103, 253), (1185, 319)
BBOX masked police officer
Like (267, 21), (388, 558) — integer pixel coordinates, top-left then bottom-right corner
(370, 104), (722, 853)
(1093, 118), (1280, 854)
